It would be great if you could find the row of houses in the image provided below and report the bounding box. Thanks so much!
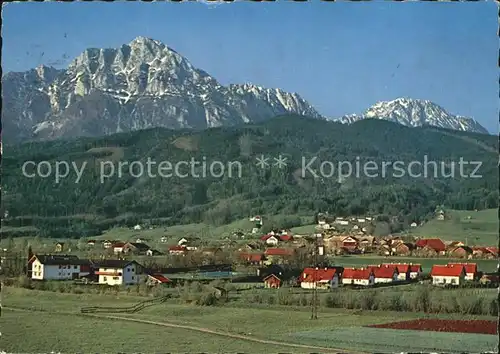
[28,254,169,286]
[264,261,489,289]
[322,235,498,259]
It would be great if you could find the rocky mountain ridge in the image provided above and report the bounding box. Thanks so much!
[2,37,322,143]
[336,98,489,134]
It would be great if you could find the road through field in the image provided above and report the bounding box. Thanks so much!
[4,307,362,353]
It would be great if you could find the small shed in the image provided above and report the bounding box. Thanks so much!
[263,274,282,288]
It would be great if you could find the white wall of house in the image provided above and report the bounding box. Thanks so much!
[374,277,394,284]
[31,259,86,280]
[342,278,373,286]
[464,273,474,281]
[266,237,279,246]
[98,264,140,286]
[432,275,462,286]
[409,271,420,279]
[396,272,411,281]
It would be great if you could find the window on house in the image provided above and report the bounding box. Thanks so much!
[127,268,130,272]
[74,266,77,269]
[451,278,456,284]
[103,276,107,281]
[113,277,119,280]
[59,265,62,269]
[132,276,135,280]
[131,268,135,272]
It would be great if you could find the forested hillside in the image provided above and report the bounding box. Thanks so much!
[2,116,498,238]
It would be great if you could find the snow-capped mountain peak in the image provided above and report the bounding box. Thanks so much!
[2,37,323,143]
[337,98,488,134]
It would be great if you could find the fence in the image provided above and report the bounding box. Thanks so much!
[80,295,170,314]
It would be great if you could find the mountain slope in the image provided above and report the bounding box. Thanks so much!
[2,116,497,238]
[2,37,323,144]
[336,98,489,134]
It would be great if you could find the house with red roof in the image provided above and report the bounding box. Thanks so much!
[381,263,422,280]
[473,247,498,259]
[342,267,375,286]
[447,263,478,281]
[238,252,265,265]
[168,245,187,256]
[146,274,171,286]
[263,274,282,288]
[261,234,293,246]
[430,264,465,286]
[415,238,446,256]
[264,248,295,265]
[112,242,126,254]
[261,235,279,246]
[447,246,473,259]
[299,267,340,289]
[367,265,399,283]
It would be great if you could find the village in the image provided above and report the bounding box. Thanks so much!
[13,213,498,292]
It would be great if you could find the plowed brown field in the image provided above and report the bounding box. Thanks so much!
[368,319,497,335]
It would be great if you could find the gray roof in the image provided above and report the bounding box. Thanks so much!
[34,254,91,266]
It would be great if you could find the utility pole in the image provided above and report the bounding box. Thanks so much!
[311,232,319,320]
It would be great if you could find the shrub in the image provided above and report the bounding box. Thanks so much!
[16,275,32,289]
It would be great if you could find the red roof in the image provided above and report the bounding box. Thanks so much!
[381,263,422,273]
[279,235,293,242]
[263,274,281,282]
[149,274,170,283]
[383,263,410,273]
[415,238,446,252]
[367,265,398,278]
[485,247,499,256]
[448,263,477,274]
[113,242,126,247]
[168,245,186,251]
[265,248,294,256]
[342,267,374,280]
[406,264,422,272]
[430,265,465,277]
[299,267,337,282]
[239,253,264,262]
[261,234,277,241]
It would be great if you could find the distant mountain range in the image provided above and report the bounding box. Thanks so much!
[335,98,489,134]
[1,36,489,144]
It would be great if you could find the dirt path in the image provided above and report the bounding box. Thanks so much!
[83,313,358,353]
[4,307,362,353]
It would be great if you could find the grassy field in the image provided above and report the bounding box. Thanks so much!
[2,287,497,353]
[3,311,311,353]
[409,208,498,246]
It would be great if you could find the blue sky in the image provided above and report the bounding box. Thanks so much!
[3,1,498,132]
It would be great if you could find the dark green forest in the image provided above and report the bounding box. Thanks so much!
[2,116,498,238]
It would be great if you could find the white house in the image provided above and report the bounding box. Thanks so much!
[299,268,340,289]
[430,265,465,286]
[381,263,422,280]
[133,224,142,230]
[369,265,399,283]
[161,236,168,243]
[447,263,477,281]
[113,242,125,254]
[265,236,279,246]
[29,254,91,281]
[342,268,375,286]
[94,260,143,286]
